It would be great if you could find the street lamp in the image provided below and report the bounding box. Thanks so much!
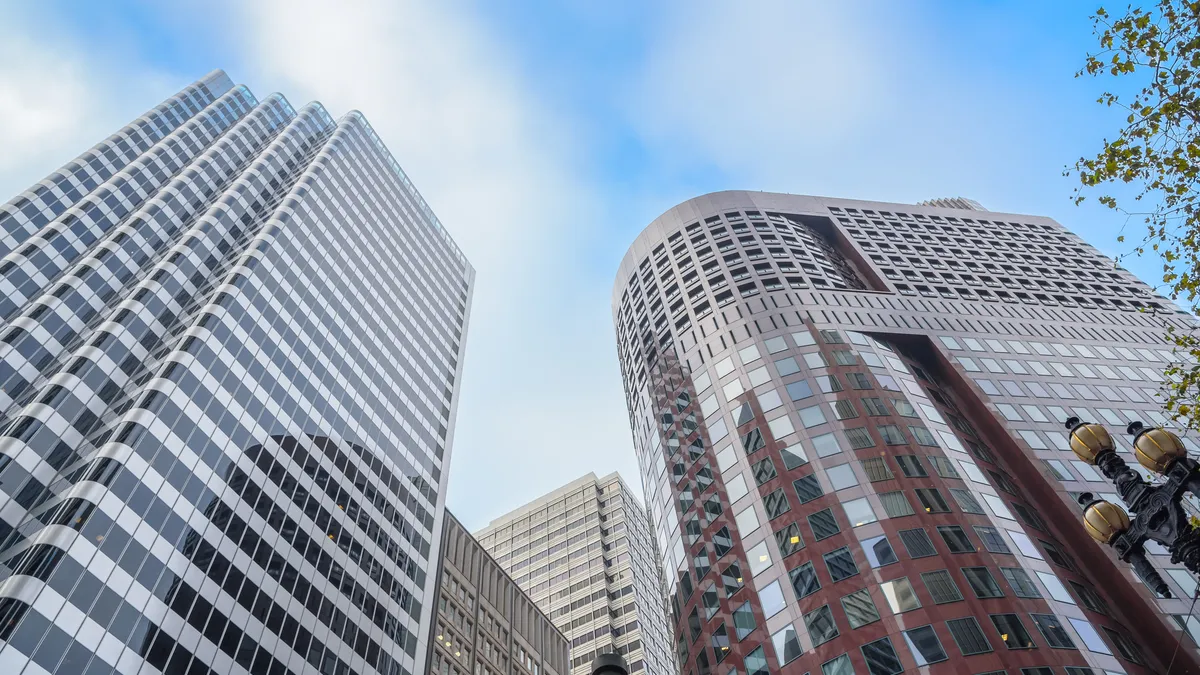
[1066,416,1200,597]
[590,654,630,675]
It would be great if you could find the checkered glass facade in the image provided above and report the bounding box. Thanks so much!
[0,70,473,675]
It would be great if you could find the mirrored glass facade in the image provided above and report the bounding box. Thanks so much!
[612,191,1197,675]
[0,69,473,675]
[474,473,676,675]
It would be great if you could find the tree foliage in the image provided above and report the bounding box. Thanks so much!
[1070,0,1200,426]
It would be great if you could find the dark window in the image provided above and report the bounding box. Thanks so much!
[764,489,790,519]
[808,509,840,540]
[946,617,992,655]
[793,475,823,503]
[823,547,859,582]
[938,526,975,553]
[990,614,1036,649]
[896,455,927,477]
[774,523,804,558]
[916,488,951,513]
[963,567,1004,598]
[860,637,903,675]
[789,562,821,599]
[921,570,963,604]
[1031,613,1075,649]
[899,528,937,558]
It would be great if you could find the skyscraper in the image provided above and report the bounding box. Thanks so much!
[0,70,473,675]
[612,191,1199,675]
[473,473,676,675]
[426,512,569,675]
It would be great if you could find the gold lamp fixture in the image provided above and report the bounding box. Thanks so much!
[1068,418,1114,464]
[1131,425,1187,473]
[1082,498,1130,544]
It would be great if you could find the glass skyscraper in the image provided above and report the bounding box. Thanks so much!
[613,192,1199,674]
[0,69,473,675]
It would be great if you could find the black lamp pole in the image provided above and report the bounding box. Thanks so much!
[1067,417,1200,597]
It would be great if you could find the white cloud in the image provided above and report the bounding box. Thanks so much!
[226,0,639,529]
[0,9,176,202]
[631,0,883,178]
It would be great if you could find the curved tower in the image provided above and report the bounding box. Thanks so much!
[612,191,1196,675]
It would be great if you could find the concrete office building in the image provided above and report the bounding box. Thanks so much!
[612,191,1199,675]
[0,70,473,675]
[474,473,676,675]
[426,512,568,675]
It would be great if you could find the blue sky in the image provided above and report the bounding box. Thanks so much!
[0,0,1160,531]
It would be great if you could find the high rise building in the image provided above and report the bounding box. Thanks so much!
[612,191,1200,675]
[0,70,473,675]
[474,473,676,675]
[426,512,569,675]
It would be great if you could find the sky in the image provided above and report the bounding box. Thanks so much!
[0,0,1161,531]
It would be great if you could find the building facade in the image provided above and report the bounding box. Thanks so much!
[612,191,1200,675]
[0,69,473,675]
[474,473,676,675]
[427,512,568,675]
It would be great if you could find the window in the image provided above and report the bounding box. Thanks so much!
[805,605,840,646]
[793,475,823,503]
[751,457,777,485]
[799,405,827,427]
[991,614,1036,649]
[780,443,808,469]
[1102,627,1144,663]
[843,498,878,527]
[950,489,985,514]
[962,567,1004,598]
[862,535,898,568]
[831,399,858,420]
[775,357,800,376]
[915,488,952,513]
[827,464,858,490]
[812,432,842,457]
[1070,618,1113,655]
[1031,613,1075,649]
[732,602,756,640]
[896,455,927,477]
[921,569,963,604]
[880,491,915,518]
[711,623,730,662]
[860,637,904,675]
[760,580,786,617]
[747,541,773,577]
[861,457,893,481]
[946,617,992,655]
[878,424,906,445]
[809,509,840,540]
[938,526,975,553]
[912,426,940,447]
[721,562,744,596]
[735,505,760,534]
[771,624,803,665]
[899,528,936,557]
[848,372,872,389]
[824,547,859,582]
[880,577,921,613]
[787,380,814,401]
[1038,539,1075,570]
[789,562,820,599]
[863,397,889,416]
[1069,581,1110,614]
[822,655,853,675]
[744,646,768,675]
[903,625,948,665]
[764,489,790,519]
[845,427,875,449]
[774,523,804,557]
[929,456,959,478]
[841,588,881,628]
[701,585,719,619]
[974,526,1011,554]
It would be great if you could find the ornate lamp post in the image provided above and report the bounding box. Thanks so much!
[1066,417,1200,597]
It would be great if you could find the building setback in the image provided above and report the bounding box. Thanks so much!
[611,191,1200,675]
[474,473,676,675]
[427,512,568,675]
[0,70,473,675]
